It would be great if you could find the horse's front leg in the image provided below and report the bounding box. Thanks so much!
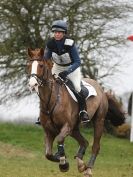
[45,131,59,162]
[56,122,71,172]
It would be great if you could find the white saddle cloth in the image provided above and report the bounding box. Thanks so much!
[65,80,97,102]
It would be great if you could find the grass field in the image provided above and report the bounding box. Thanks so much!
[0,122,133,177]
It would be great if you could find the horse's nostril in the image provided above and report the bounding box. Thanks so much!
[35,83,38,87]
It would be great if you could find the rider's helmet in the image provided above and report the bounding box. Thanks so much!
[51,20,67,33]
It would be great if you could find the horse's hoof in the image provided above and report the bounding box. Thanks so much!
[78,164,86,173]
[76,157,86,173]
[83,168,92,177]
[59,162,69,172]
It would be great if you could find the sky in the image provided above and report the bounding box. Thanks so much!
[100,7,133,96]
[102,41,133,95]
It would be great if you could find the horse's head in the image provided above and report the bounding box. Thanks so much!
[27,48,53,92]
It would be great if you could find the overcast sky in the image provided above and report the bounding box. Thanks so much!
[103,41,133,95]
[101,7,133,96]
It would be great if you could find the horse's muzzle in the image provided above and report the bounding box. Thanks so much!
[28,77,39,93]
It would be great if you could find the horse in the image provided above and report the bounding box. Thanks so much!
[27,48,125,177]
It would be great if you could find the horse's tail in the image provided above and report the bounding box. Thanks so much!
[105,93,126,126]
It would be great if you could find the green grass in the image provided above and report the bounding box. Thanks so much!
[0,122,133,177]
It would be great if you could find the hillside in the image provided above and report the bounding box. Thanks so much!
[0,123,133,177]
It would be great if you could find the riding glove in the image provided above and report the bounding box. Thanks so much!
[58,71,68,80]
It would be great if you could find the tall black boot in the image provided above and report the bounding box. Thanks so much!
[35,117,41,125]
[74,90,90,123]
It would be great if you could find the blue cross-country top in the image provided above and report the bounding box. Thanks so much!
[44,36,81,75]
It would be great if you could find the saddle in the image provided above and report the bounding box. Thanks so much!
[64,79,97,102]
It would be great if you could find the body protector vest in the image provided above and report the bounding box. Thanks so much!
[47,37,74,66]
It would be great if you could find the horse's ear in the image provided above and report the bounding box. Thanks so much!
[40,48,44,57]
[46,59,53,69]
[27,48,32,57]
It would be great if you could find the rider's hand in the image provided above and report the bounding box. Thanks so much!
[58,71,68,80]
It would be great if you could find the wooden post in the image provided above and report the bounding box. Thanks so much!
[130,92,133,142]
[126,36,133,142]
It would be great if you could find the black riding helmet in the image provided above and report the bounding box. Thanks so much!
[51,20,67,33]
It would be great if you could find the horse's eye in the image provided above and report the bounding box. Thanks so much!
[39,64,43,68]
[27,62,31,66]
[26,62,31,69]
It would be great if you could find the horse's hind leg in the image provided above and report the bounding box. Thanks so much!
[56,123,71,172]
[71,128,89,173]
[84,109,105,176]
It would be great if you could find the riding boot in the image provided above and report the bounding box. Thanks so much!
[74,90,90,123]
[35,117,41,125]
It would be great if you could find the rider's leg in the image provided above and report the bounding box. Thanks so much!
[52,64,89,123]
[35,117,41,125]
[67,68,90,123]
[74,90,90,123]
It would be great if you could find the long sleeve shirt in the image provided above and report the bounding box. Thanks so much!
[44,37,81,75]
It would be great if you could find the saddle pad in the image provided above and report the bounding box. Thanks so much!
[65,80,97,102]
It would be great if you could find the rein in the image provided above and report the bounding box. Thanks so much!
[38,78,61,134]
[29,73,49,86]
[38,79,60,116]
[29,60,61,133]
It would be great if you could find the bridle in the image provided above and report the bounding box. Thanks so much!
[28,58,60,132]
[28,59,52,87]
[28,58,55,107]
[29,73,50,87]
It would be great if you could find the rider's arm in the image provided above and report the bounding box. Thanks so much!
[44,46,52,60]
[67,44,81,74]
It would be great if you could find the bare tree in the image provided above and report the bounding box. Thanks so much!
[0,0,132,101]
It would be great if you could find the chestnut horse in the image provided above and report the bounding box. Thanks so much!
[27,48,125,177]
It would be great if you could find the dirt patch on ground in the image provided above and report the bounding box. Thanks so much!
[0,141,36,158]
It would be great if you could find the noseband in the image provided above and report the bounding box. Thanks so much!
[29,73,49,86]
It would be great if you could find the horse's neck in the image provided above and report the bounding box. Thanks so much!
[39,80,59,110]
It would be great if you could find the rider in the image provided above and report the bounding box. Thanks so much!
[36,20,89,124]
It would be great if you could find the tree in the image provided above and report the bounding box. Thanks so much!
[0,0,132,101]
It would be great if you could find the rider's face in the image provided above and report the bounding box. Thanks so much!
[54,31,65,40]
